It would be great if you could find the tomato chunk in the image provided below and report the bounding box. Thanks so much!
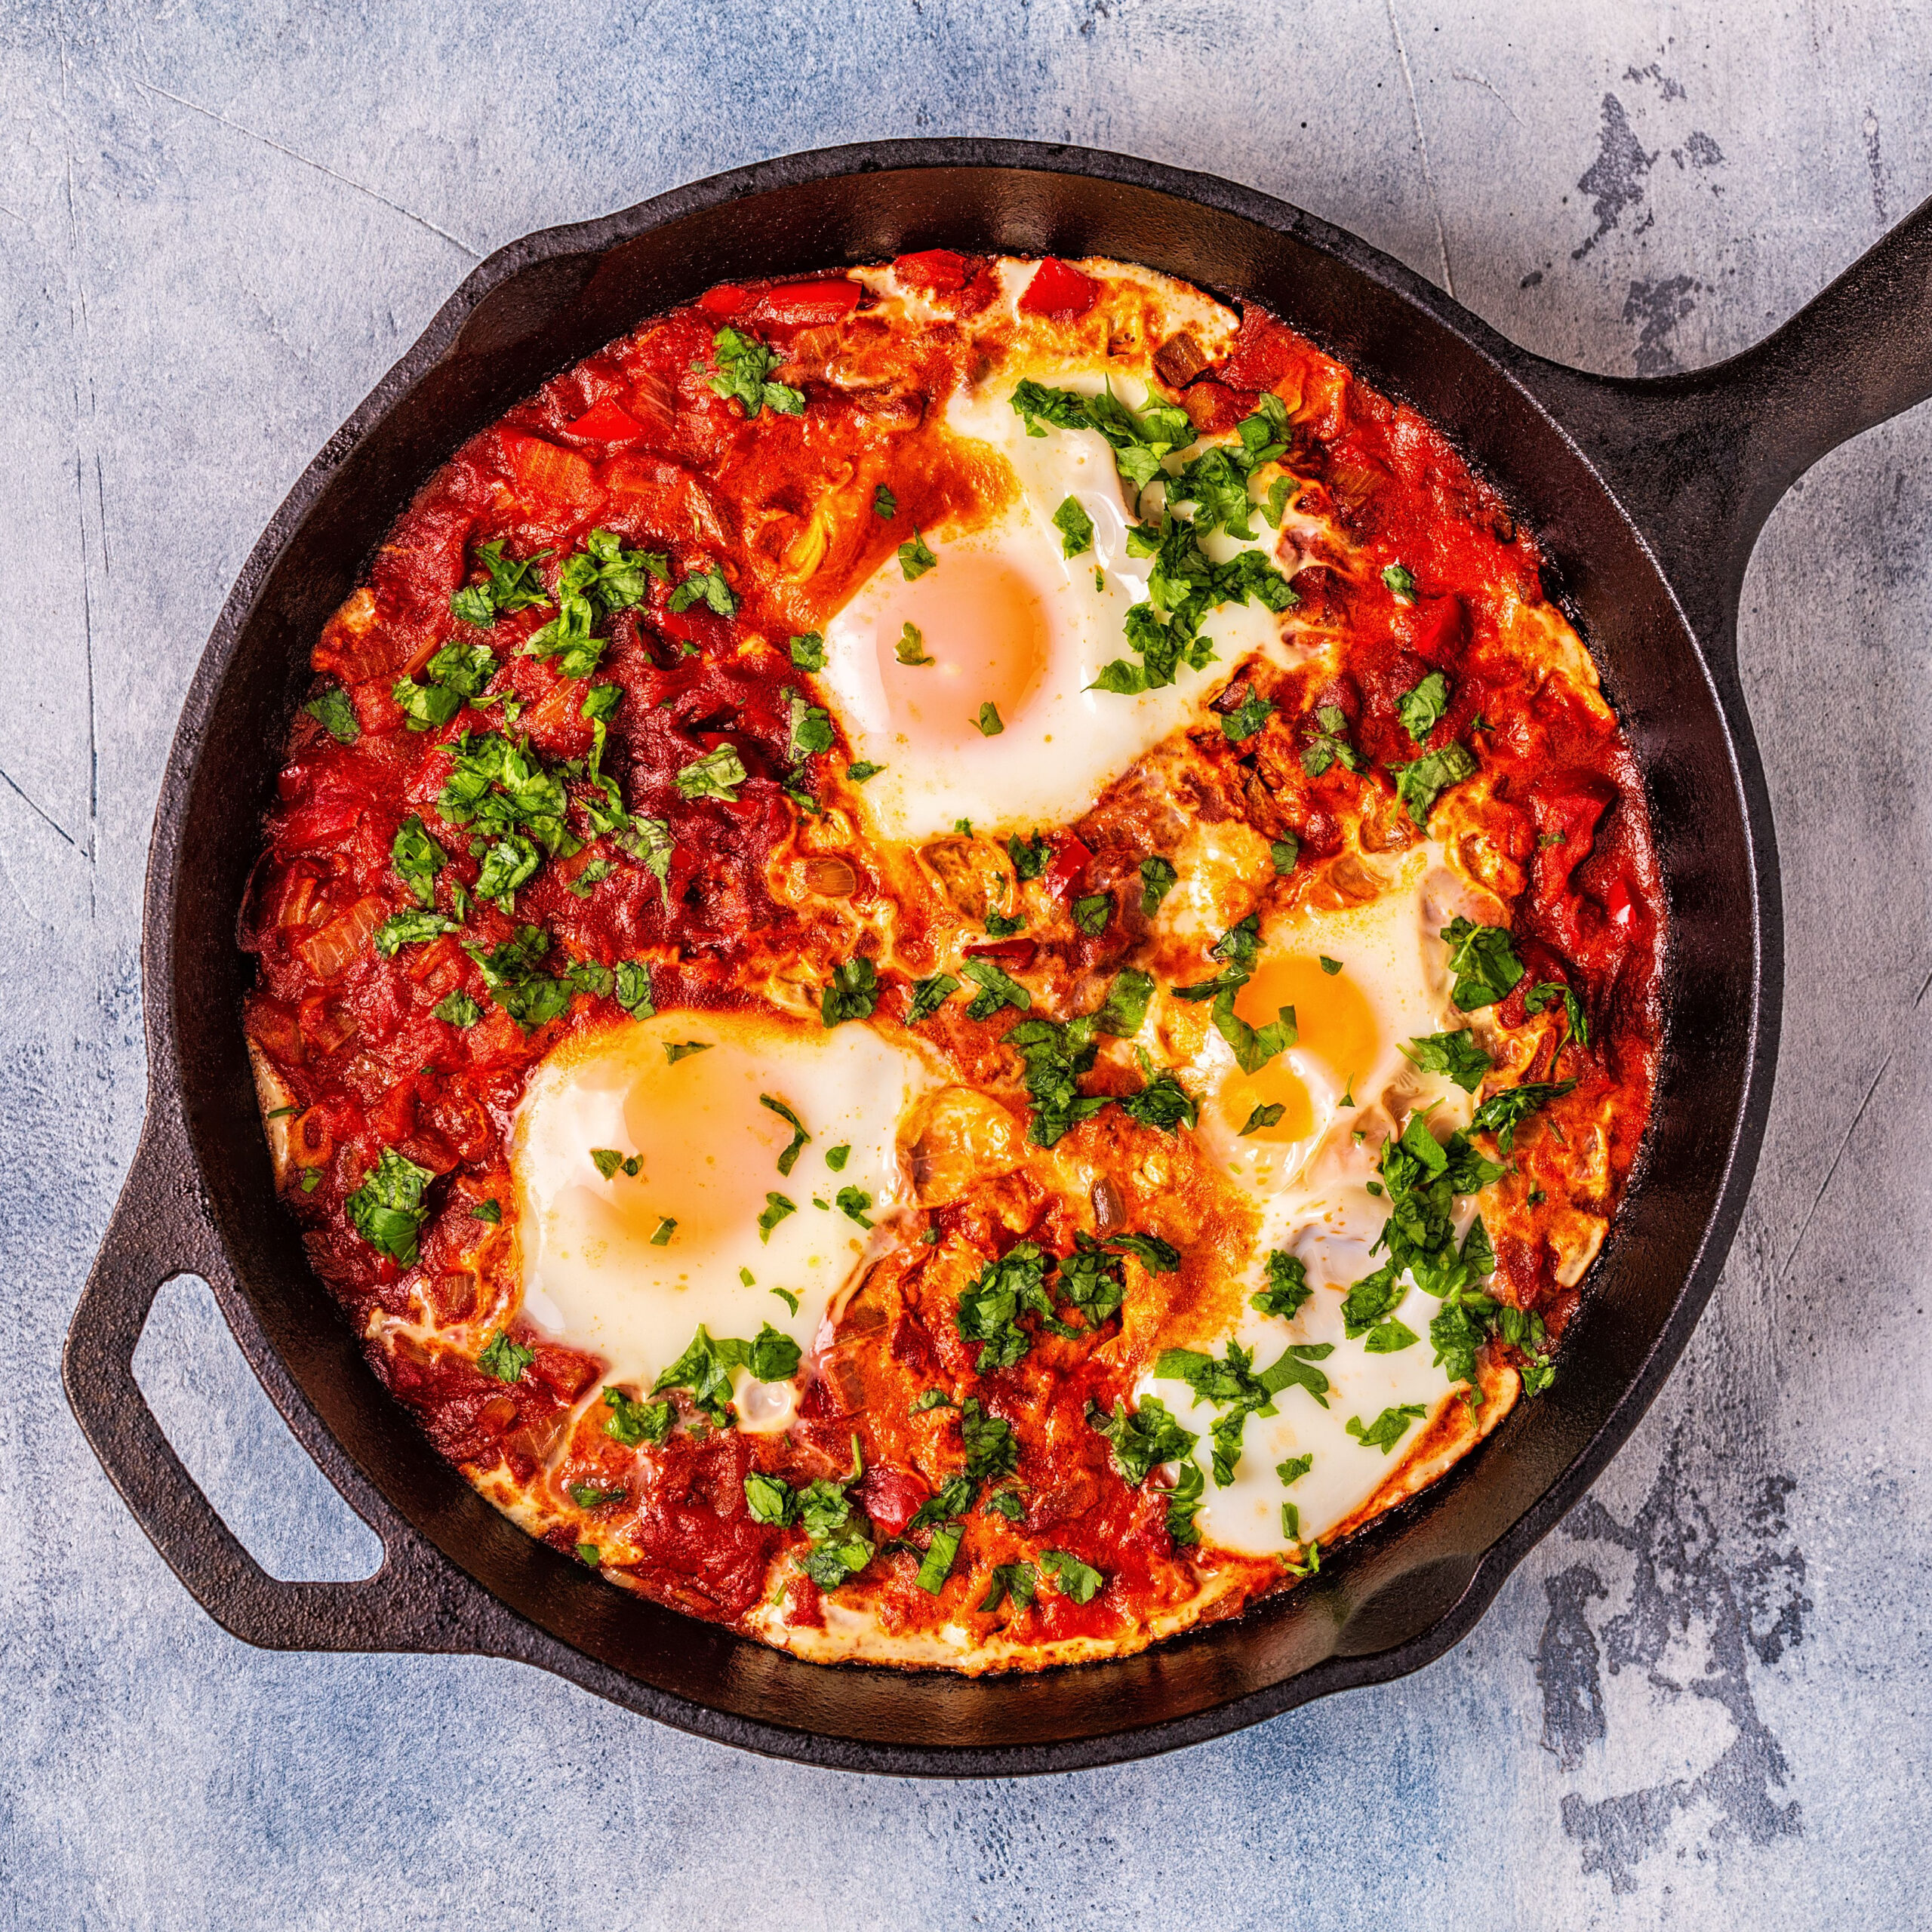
[752,279,863,329]
[1018,257,1098,315]
[565,398,646,443]
[857,1463,930,1540]
[894,248,971,292]
[499,429,601,517]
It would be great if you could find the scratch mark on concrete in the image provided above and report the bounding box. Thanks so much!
[1863,109,1889,226]
[1573,95,1657,260]
[133,79,481,259]
[1780,1048,1891,1275]
[0,768,82,851]
[1451,66,1521,127]
[1548,1429,1807,1894]
[1384,0,1454,300]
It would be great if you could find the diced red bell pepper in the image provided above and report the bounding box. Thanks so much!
[565,398,647,444]
[1018,257,1099,315]
[751,279,863,329]
[1604,876,1635,926]
[1039,833,1093,900]
[699,284,747,317]
[499,429,601,516]
[965,939,1037,971]
[894,248,971,292]
[856,1463,930,1540]
[1407,593,1466,664]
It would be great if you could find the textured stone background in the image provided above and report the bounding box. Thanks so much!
[4,3,1929,1924]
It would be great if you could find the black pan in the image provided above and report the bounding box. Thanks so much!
[63,140,1932,1776]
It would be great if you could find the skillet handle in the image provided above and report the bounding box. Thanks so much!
[1509,190,1932,651]
[63,1106,457,1653]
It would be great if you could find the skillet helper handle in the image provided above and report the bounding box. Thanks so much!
[1512,190,1932,646]
[63,1107,441,1654]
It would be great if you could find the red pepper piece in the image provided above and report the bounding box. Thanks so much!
[1018,257,1099,315]
[965,939,1036,971]
[564,398,646,444]
[1039,833,1093,900]
[856,1463,931,1540]
[894,248,972,291]
[751,279,863,329]
[699,283,747,317]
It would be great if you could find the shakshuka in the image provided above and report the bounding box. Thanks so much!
[242,252,1663,1671]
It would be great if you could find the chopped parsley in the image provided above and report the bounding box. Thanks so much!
[1072,892,1111,937]
[961,956,1031,1020]
[898,530,937,580]
[391,815,451,909]
[834,1185,875,1229]
[524,529,666,678]
[1094,967,1153,1038]
[664,1039,711,1063]
[757,1192,796,1243]
[1238,1102,1285,1134]
[820,955,880,1026]
[674,745,746,801]
[1219,688,1274,744]
[668,566,737,618]
[790,631,826,671]
[451,537,553,627]
[1440,917,1525,1009]
[847,761,884,783]
[1382,562,1417,602]
[470,1198,502,1225]
[614,959,655,1021]
[872,482,897,518]
[1396,670,1451,743]
[375,908,457,956]
[1251,1249,1312,1320]
[1138,854,1179,915]
[345,1147,434,1265]
[701,325,804,419]
[1052,495,1095,557]
[1469,1079,1577,1152]
[1526,979,1589,1048]
[1040,1550,1103,1604]
[477,1330,534,1383]
[1302,703,1364,777]
[1348,1403,1426,1454]
[905,972,959,1024]
[786,691,835,761]
[1401,1029,1493,1092]
[759,1094,811,1175]
[895,622,934,666]
[1319,955,1343,976]
[602,1386,673,1447]
[978,1562,1037,1613]
[1270,834,1300,875]
[651,1321,802,1423]
[1391,741,1478,825]
[569,1482,626,1509]
[304,686,360,743]
[974,701,1004,737]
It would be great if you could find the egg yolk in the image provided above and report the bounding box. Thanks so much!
[874,549,1050,749]
[1220,955,1380,1143]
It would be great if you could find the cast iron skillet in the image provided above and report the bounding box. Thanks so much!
[63,141,1932,1776]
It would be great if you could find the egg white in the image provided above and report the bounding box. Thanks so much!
[509,1011,935,1432]
[1136,847,1501,1556]
[820,370,1287,841]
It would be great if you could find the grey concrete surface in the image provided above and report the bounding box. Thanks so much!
[3,4,1928,1925]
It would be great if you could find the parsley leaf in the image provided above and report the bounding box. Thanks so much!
[702,325,804,418]
[1040,1550,1103,1604]
[1072,892,1111,936]
[345,1147,434,1265]
[1271,834,1300,875]
[1094,968,1153,1037]
[434,989,483,1027]
[1391,741,1478,825]
[846,760,883,783]
[974,700,1004,737]
[758,1192,796,1243]
[1348,1403,1426,1454]
[1239,1102,1285,1134]
[1302,703,1364,777]
[477,1330,534,1383]
[1006,1015,1106,1146]
[602,1386,673,1447]
[1401,1029,1493,1092]
[304,687,359,743]
[894,622,934,666]
[820,955,880,1026]
[374,908,457,957]
[898,530,937,580]
[614,959,655,1020]
[1139,854,1178,915]
[1382,562,1417,602]
[1526,979,1589,1048]
[1469,1079,1576,1152]
[960,956,1031,1020]
[905,972,959,1024]
[978,1562,1037,1613]
[1211,986,1297,1074]
[1220,689,1274,743]
[1440,917,1525,1009]
[1251,1249,1312,1320]
[789,631,826,671]
[452,538,553,626]
[759,1094,811,1175]
[1053,495,1095,557]
[834,1185,875,1229]
[1396,670,1451,743]
[668,565,738,617]
[675,745,747,801]
[1088,1395,1198,1484]
[872,483,897,518]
